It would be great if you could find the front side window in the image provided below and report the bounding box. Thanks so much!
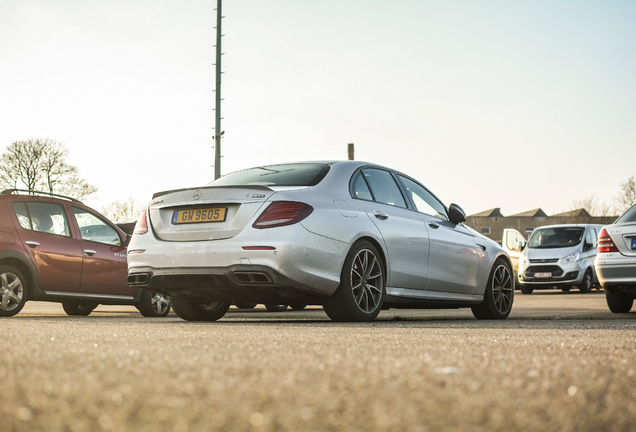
[72,207,121,246]
[12,201,70,237]
[398,175,448,220]
[355,169,407,208]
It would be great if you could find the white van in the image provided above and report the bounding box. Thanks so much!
[517,224,603,294]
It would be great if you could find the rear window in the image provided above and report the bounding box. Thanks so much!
[616,204,636,224]
[527,227,584,249]
[210,163,330,187]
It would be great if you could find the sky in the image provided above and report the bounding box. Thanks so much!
[1,0,635,217]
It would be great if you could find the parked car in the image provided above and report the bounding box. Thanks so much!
[517,224,603,294]
[0,189,171,317]
[595,204,636,313]
[127,161,514,322]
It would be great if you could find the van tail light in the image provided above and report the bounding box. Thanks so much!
[133,208,149,235]
[597,228,618,253]
[252,201,314,229]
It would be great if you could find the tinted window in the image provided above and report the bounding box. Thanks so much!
[12,202,70,237]
[358,169,406,208]
[211,163,330,187]
[398,175,448,220]
[352,173,373,201]
[72,207,121,246]
[616,204,636,223]
[527,227,584,249]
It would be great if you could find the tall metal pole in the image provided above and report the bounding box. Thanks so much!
[214,0,223,179]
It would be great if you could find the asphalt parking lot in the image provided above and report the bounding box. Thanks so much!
[2,290,635,432]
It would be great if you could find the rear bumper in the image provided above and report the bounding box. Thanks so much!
[127,264,330,303]
[595,255,636,289]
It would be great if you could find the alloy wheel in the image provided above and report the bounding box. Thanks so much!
[1,271,24,313]
[350,248,384,313]
[491,263,514,315]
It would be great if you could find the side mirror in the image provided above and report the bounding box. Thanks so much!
[448,203,466,224]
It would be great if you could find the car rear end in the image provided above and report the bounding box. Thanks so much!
[595,204,636,312]
[595,205,636,289]
[126,163,352,304]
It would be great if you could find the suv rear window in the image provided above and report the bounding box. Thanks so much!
[210,163,330,187]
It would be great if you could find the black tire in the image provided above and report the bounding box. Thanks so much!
[323,240,385,322]
[171,297,231,321]
[289,302,307,310]
[561,286,571,292]
[137,290,171,317]
[520,285,533,295]
[578,270,593,293]
[234,302,257,309]
[0,265,29,317]
[62,302,98,316]
[606,290,634,313]
[265,304,288,312]
[472,258,514,320]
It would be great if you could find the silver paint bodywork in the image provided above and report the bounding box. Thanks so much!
[127,161,509,306]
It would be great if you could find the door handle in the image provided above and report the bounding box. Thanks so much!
[428,222,440,229]
[25,241,40,248]
[373,211,389,220]
[84,249,97,256]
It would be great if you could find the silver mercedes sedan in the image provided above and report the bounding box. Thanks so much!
[127,161,514,322]
[595,203,636,313]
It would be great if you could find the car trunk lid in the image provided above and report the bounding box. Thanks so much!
[147,186,275,241]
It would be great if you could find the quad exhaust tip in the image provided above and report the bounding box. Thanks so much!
[233,272,272,284]
[127,273,150,286]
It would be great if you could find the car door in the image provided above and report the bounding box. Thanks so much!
[397,175,480,294]
[502,228,526,278]
[71,207,131,296]
[11,201,82,292]
[351,168,430,290]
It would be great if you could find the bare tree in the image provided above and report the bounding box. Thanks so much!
[0,138,96,200]
[569,195,613,217]
[616,176,636,213]
[101,197,145,222]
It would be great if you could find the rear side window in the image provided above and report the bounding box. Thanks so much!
[211,163,330,187]
[12,202,71,237]
[353,169,407,208]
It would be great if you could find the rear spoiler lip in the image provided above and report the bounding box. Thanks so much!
[152,185,274,200]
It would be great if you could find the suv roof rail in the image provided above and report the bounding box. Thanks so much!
[1,189,83,204]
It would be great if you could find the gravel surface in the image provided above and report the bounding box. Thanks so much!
[1,292,635,432]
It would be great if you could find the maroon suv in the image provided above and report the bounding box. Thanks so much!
[0,189,170,317]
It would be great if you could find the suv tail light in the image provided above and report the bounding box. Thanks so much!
[597,228,618,253]
[253,201,313,229]
[133,209,149,235]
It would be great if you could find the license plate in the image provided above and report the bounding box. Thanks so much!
[172,207,227,224]
[632,238,636,250]
[534,272,551,278]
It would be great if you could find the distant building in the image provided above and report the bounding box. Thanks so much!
[465,208,617,244]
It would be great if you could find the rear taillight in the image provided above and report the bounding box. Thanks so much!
[252,201,314,229]
[133,209,149,235]
[597,228,618,253]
